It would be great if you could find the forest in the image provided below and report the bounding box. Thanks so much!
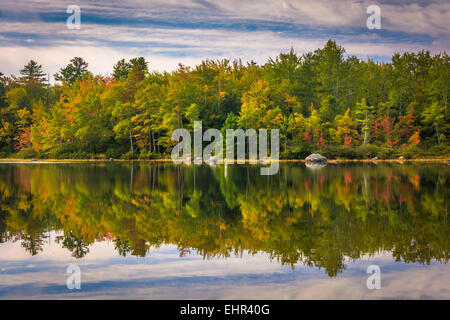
[0,40,448,160]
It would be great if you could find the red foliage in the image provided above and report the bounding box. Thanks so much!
[318,129,325,147]
[343,134,352,148]
[304,128,312,142]
[408,130,421,146]
[386,137,398,148]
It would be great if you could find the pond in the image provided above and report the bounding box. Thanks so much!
[0,162,448,299]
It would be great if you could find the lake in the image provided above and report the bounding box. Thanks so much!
[0,162,448,299]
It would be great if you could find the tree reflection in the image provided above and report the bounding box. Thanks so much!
[21,233,46,256]
[0,162,448,277]
[114,237,131,257]
[57,231,89,259]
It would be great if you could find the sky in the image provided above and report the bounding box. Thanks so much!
[1,236,449,299]
[0,0,449,81]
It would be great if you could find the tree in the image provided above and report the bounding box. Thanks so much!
[112,102,136,157]
[422,101,446,144]
[314,40,346,110]
[20,60,45,83]
[319,95,337,123]
[54,57,89,83]
[335,108,358,147]
[354,98,375,145]
[0,71,5,109]
[238,80,270,129]
[129,57,148,74]
[113,59,131,80]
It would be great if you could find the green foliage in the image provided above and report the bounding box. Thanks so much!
[0,43,448,159]
[54,57,89,83]
[20,60,46,83]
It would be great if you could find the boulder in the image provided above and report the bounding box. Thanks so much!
[398,156,405,160]
[305,153,327,164]
[305,162,326,170]
[207,156,218,166]
[370,157,378,161]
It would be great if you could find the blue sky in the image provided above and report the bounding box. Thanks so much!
[0,0,449,80]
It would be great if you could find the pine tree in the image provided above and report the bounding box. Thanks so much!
[20,60,45,83]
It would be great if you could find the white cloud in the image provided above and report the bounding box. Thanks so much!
[2,0,449,35]
[0,242,448,299]
[0,1,448,78]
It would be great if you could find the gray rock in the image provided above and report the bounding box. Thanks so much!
[305,162,326,170]
[398,156,405,160]
[305,153,327,164]
[371,157,378,161]
[207,156,218,166]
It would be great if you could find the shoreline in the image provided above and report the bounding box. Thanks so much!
[0,158,448,163]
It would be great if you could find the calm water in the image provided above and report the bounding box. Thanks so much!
[0,162,448,299]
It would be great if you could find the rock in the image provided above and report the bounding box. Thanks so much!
[31,159,37,162]
[305,162,326,170]
[370,157,378,161]
[207,156,218,166]
[208,156,217,163]
[398,156,405,160]
[109,158,113,161]
[305,153,327,164]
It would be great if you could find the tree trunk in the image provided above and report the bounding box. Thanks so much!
[363,112,369,145]
[129,131,134,158]
[436,124,440,144]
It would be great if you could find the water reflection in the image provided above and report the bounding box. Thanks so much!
[0,162,448,278]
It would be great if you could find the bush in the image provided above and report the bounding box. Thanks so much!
[425,143,450,157]
[286,144,313,159]
[121,151,136,160]
[139,149,151,160]
[355,144,378,159]
[105,146,128,159]
[15,147,36,159]
[70,150,91,159]
[376,147,395,159]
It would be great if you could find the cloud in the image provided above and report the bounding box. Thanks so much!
[2,0,448,35]
[0,241,448,299]
[0,0,448,77]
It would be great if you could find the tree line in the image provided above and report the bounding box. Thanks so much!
[0,40,448,159]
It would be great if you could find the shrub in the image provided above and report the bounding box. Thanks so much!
[355,144,378,159]
[15,147,36,159]
[139,149,151,160]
